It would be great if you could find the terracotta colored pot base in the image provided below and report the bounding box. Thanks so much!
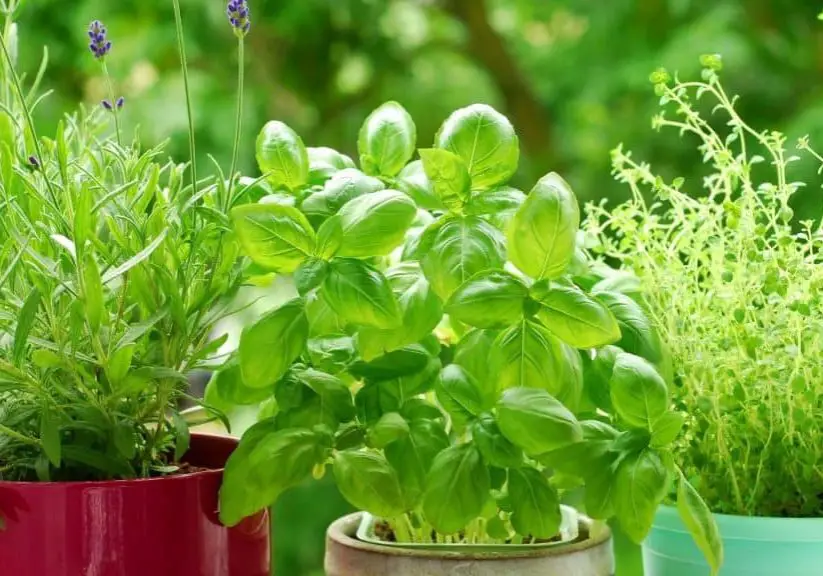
[325,512,615,576]
[0,433,270,576]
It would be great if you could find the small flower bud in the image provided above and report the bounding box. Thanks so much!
[28,155,40,169]
[116,96,125,109]
[102,99,113,111]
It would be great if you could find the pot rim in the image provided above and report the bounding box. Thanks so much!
[327,511,612,560]
[0,432,234,488]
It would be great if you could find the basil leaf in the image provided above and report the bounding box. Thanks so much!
[595,290,663,363]
[358,101,416,177]
[231,203,315,273]
[453,328,499,403]
[419,148,470,211]
[610,352,669,428]
[508,172,579,280]
[239,298,308,388]
[435,104,519,189]
[333,450,407,518]
[422,444,489,534]
[651,411,685,447]
[434,364,484,427]
[466,185,526,230]
[307,146,355,186]
[508,468,562,539]
[220,424,326,526]
[613,449,670,542]
[582,345,621,411]
[294,258,329,296]
[301,168,383,225]
[306,335,356,375]
[322,258,402,329]
[305,290,346,336]
[386,418,449,508]
[446,270,528,329]
[356,262,443,361]
[421,215,506,300]
[496,387,582,456]
[677,473,723,575]
[492,320,566,394]
[471,414,523,469]
[532,282,620,348]
[368,412,409,449]
[337,190,418,258]
[349,343,431,381]
[314,215,344,260]
[294,367,355,423]
[205,358,274,407]
[256,120,310,191]
[396,159,444,211]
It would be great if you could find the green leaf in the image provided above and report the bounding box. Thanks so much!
[172,411,191,461]
[496,387,582,456]
[349,343,431,381]
[532,282,620,348]
[582,345,621,411]
[419,148,471,210]
[256,120,310,191]
[594,291,663,364]
[40,406,61,467]
[106,343,135,385]
[231,203,315,273]
[322,258,402,329]
[435,104,519,189]
[358,101,416,177]
[471,414,523,469]
[386,418,449,508]
[355,262,443,361]
[301,168,383,224]
[585,461,617,519]
[83,255,104,333]
[492,320,566,394]
[613,449,670,542]
[508,172,579,280]
[314,216,344,260]
[651,411,686,447]
[13,288,40,365]
[610,353,669,428]
[336,190,417,258]
[677,473,723,575]
[307,146,355,186]
[368,412,409,449]
[239,298,308,388]
[205,359,274,408]
[113,422,136,460]
[294,258,329,296]
[31,349,62,369]
[307,335,356,375]
[421,216,506,300]
[434,364,484,427]
[333,450,407,518]
[445,270,528,329]
[540,420,618,478]
[466,185,526,230]
[423,444,490,534]
[396,160,444,211]
[453,329,499,404]
[508,468,562,539]
[295,367,355,423]
[220,423,327,526]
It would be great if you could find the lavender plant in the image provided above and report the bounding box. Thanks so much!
[586,56,823,532]
[0,2,253,481]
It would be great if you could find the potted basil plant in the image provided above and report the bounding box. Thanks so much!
[212,99,721,574]
[0,4,270,575]
[586,55,822,576]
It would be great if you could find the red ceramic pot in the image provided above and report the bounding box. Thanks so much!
[0,433,270,576]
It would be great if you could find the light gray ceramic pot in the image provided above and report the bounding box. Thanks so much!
[324,512,614,576]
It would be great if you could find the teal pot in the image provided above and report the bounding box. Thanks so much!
[325,512,615,576]
[643,505,823,575]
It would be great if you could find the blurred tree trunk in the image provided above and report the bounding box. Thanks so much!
[442,0,554,169]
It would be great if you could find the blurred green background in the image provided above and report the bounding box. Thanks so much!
[12,0,823,573]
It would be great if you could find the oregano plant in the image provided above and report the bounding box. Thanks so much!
[214,101,721,568]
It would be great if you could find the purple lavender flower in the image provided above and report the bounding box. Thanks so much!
[116,97,125,109]
[227,0,251,37]
[28,156,40,169]
[88,20,111,59]
[102,99,113,111]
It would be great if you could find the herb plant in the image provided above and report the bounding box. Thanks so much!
[586,56,823,529]
[215,100,720,566]
[0,2,251,481]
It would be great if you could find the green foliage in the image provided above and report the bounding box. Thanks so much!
[587,62,823,538]
[214,101,719,559]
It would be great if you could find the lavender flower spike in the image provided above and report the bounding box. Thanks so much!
[227,0,251,37]
[88,20,111,59]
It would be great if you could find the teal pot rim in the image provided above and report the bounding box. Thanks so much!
[654,504,823,542]
[357,505,579,551]
[327,511,612,560]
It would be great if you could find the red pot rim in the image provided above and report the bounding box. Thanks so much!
[0,432,236,488]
